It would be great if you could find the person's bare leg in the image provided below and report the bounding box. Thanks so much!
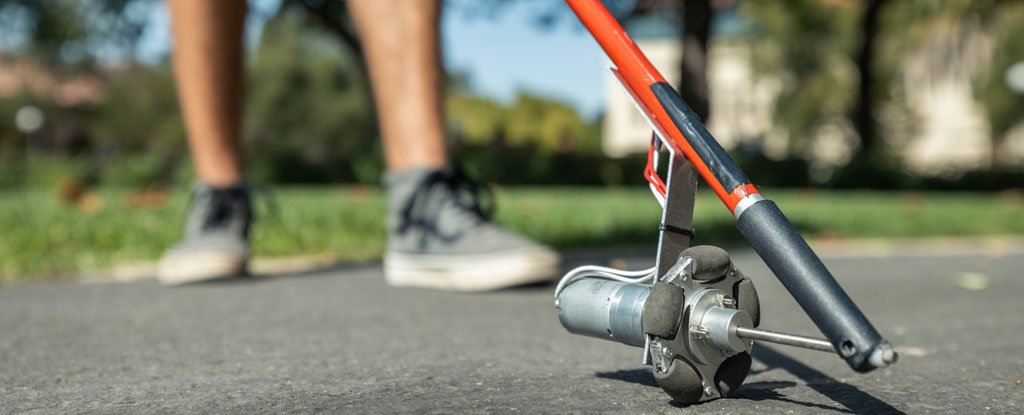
[168,0,247,186]
[160,0,250,286]
[349,0,559,291]
[349,0,448,172]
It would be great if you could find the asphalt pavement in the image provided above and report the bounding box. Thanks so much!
[2,246,1023,413]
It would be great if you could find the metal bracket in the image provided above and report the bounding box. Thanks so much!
[655,153,699,279]
[607,64,698,279]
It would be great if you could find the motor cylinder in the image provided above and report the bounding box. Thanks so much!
[556,279,650,347]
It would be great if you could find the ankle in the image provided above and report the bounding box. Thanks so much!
[196,180,250,192]
[196,172,245,188]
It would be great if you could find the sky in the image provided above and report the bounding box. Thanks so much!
[442,3,607,118]
[136,1,609,119]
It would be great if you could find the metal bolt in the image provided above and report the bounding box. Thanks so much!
[704,386,715,396]
[690,325,709,339]
[721,297,736,308]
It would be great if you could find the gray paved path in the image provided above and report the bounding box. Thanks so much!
[2,248,1023,413]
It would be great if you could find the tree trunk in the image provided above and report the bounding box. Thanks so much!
[285,0,377,134]
[290,0,364,62]
[678,0,712,121]
[853,0,887,160]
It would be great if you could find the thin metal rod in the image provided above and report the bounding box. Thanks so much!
[735,327,836,353]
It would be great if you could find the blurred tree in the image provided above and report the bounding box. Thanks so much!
[678,0,711,120]
[852,0,888,165]
[741,0,859,156]
[971,1,1024,167]
[453,0,713,120]
[92,65,180,153]
[0,0,607,185]
[447,81,601,154]
[0,0,153,66]
[243,3,376,183]
[447,93,506,146]
[739,0,1024,184]
[91,64,184,185]
[875,0,1024,168]
[505,92,601,153]
[286,0,363,63]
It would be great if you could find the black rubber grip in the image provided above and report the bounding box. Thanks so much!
[651,82,749,192]
[736,200,885,372]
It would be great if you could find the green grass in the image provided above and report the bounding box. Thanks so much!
[1,186,1021,281]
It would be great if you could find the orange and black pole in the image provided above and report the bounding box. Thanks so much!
[566,0,895,372]
[566,0,758,213]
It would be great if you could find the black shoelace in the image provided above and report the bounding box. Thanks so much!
[398,166,495,244]
[190,185,252,232]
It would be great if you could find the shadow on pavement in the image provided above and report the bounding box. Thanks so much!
[202,261,383,284]
[735,380,856,413]
[252,261,379,279]
[596,368,659,388]
[592,346,903,414]
[751,345,904,414]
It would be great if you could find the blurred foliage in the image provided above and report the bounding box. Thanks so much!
[504,93,602,152]
[454,145,647,186]
[447,94,505,146]
[449,91,602,153]
[3,186,1021,279]
[92,66,181,153]
[876,0,1024,165]
[243,5,376,184]
[0,0,1021,191]
[0,0,606,190]
[92,65,184,186]
[974,3,1024,144]
[741,0,859,156]
[0,0,153,65]
[740,0,1024,178]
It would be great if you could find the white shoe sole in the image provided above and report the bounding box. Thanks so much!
[384,247,560,292]
[157,251,248,286]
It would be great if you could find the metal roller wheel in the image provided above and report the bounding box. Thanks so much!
[645,246,761,404]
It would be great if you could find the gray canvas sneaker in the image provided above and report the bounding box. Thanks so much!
[383,166,560,291]
[157,182,252,285]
